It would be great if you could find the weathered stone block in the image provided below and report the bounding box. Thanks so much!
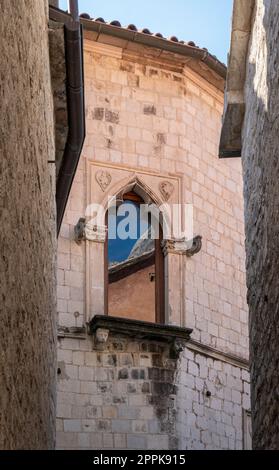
[111,419,131,433]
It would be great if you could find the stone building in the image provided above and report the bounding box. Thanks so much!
[0,1,84,449]
[0,0,56,449]
[220,0,279,450]
[56,11,251,450]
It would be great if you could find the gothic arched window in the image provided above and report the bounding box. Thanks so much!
[105,192,165,323]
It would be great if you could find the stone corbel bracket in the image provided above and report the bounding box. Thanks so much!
[95,328,110,344]
[185,235,202,257]
[74,217,86,244]
[170,339,185,360]
[74,217,107,244]
[162,235,202,257]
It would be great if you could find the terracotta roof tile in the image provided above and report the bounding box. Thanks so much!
[77,12,226,69]
[80,13,91,19]
[94,17,105,23]
[127,24,138,31]
[110,20,122,27]
[141,28,152,34]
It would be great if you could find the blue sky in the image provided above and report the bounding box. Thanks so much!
[59,0,233,64]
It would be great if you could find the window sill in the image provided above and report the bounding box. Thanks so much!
[89,315,192,344]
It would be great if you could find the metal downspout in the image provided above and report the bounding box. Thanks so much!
[56,0,85,235]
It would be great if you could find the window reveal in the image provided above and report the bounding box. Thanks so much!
[105,192,164,323]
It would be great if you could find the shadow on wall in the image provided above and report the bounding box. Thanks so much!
[243,0,279,450]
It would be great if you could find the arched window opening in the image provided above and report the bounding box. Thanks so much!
[105,191,165,323]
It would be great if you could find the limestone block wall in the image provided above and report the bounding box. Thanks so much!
[176,348,250,450]
[56,335,178,450]
[242,0,279,450]
[57,34,250,449]
[0,0,56,449]
[56,335,250,450]
[59,39,248,358]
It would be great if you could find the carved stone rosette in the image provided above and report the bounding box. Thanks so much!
[95,170,112,192]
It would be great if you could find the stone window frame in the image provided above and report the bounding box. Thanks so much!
[75,162,202,329]
[104,189,165,324]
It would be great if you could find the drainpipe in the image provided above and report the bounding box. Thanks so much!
[56,0,85,235]
[68,0,79,22]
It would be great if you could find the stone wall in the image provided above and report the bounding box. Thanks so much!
[48,20,68,176]
[0,0,56,449]
[108,266,156,322]
[57,335,250,450]
[57,34,250,449]
[57,334,179,449]
[242,0,279,450]
[59,40,248,357]
[176,348,250,449]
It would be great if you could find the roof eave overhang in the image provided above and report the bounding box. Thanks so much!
[83,20,226,79]
[219,0,255,158]
[49,6,226,81]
